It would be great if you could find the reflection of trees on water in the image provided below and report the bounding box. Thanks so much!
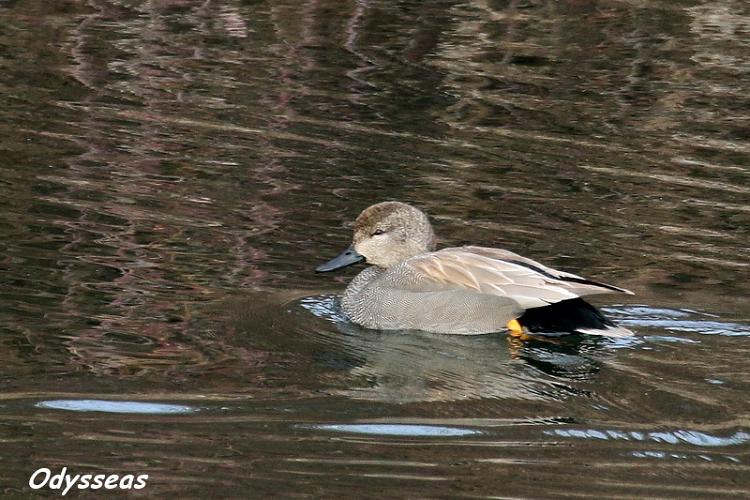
[46,3,276,375]
[0,0,747,378]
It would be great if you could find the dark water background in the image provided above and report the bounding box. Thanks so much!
[1,0,749,497]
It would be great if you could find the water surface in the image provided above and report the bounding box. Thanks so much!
[1,0,748,497]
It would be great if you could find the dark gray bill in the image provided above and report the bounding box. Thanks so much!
[315,247,365,272]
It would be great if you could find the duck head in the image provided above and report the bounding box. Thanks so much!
[316,201,436,272]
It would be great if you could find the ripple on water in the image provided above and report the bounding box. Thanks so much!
[545,427,749,447]
[603,305,750,337]
[35,399,197,414]
[630,451,742,463]
[301,423,483,437]
[299,294,345,323]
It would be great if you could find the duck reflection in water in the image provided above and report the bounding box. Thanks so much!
[298,295,626,404]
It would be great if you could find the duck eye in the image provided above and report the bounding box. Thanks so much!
[371,229,386,236]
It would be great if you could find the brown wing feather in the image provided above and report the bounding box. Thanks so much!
[402,247,631,310]
[460,246,632,294]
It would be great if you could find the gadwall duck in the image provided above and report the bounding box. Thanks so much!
[316,202,633,337]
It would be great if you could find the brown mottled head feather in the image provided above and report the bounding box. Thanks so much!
[353,201,407,232]
[348,202,435,268]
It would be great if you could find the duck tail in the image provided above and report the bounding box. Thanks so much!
[518,298,632,338]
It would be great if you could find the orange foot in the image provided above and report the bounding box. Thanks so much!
[506,319,531,340]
